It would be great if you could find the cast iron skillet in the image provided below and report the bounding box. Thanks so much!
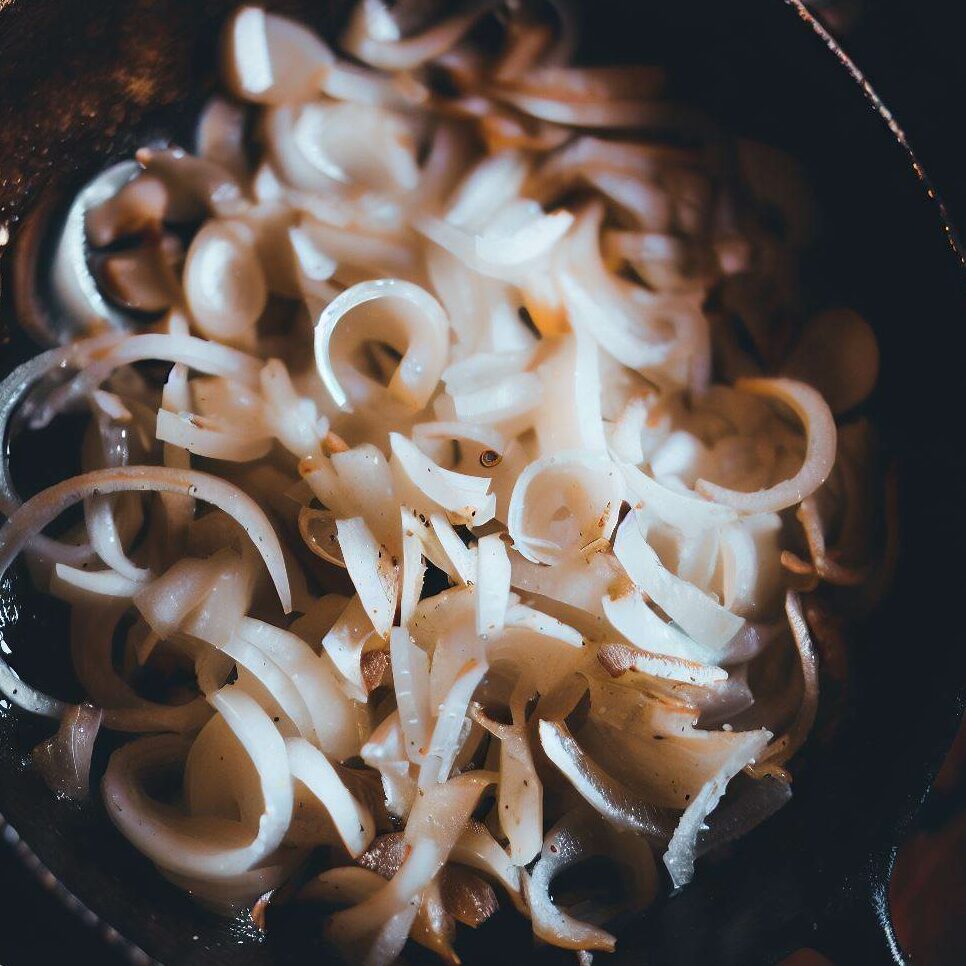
[1,1,964,963]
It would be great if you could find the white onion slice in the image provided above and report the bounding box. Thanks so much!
[390,628,433,765]
[342,0,501,70]
[361,712,417,819]
[390,433,494,526]
[103,688,294,880]
[508,452,622,565]
[523,816,618,953]
[325,771,496,964]
[237,617,368,760]
[663,727,770,889]
[696,378,837,513]
[156,409,273,462]
[315,279,449,413]
[475,534,511,636]
[538,720,674,838]
[319,595,378,704]
[623,463,736,533]
[613,513,743,651]
[0,467,290,714]
[337,517,398,638]
[223,6,334,105]
[419,659,487,788]
[472,701,543,864]
[50,563,142,602]
[286,737,375,857]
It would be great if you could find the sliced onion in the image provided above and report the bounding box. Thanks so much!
[534,331,607,456]
[287,737,375,856]
[601,588,720,665]
[522,813,617,952]
[390,432,494,526]
[238,617,367,761]
[696,378,837,514]
[663,726,770,889]
[50,563,142,602]
[450,821,525,913]
[613,512,744,651]
[419,659,487,788]
[472,701,543,864]
[622,463,736,533]
[342,0,501,71]
[475,534,511,636]
[103,688,294,880]
[539,719,675,839]
[361,711,417,819]
[390,627,433,765]
[596,642,727,687]
[320,595,377,703]
[156,409,273,462]
[508,452,622,565]
[754,591,819,770]
[337,517,398,638]
[324,771,496,964]
[696,774,791,859]
[32,703,103,800]
[316,279,449,413]
[223,6,334,105]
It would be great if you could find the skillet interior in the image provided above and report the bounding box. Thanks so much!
[1,1,964,963]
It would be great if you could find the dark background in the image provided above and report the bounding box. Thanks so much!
[0,1,964,964]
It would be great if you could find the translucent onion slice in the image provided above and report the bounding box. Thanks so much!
[523,815,618,952]
[534,331,607,456]
[184,220,268,344]
[320,595,377,703]
[419,659,488,788]
[663,726,770,889]
[601,587,721,665]
[325,771,496,964]
[472,701,543,864]
[342,0,502,71]
[754,591,819,770]
[538,719,675,838]
[315,279,449,413]
[361,711,417,819]
[400,508,427,628]
[613,513,743,651]
[223,6,334,105]
[390,433,495,526]
[237,617,368,761]
[430,514,477,586]
[286,737,375,857]
[390,628,433,765]
[696,378,837,514]
[50,563,142,602]
[69,608,209,734]
[32,703,104,800]
[509,548,620,618]
[337,517,398,638]
[221,636,316,738]
[451,821,525,913]
[508,452,622,565]
[102,688,294,880]
[622,463,736,533]
[156,409,273,462]
[596,642,727,687]
[0,467,290,714]
[299,507,345,569]
[475,534,511,636]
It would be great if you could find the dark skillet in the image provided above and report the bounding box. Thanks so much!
[1,1,964,964]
